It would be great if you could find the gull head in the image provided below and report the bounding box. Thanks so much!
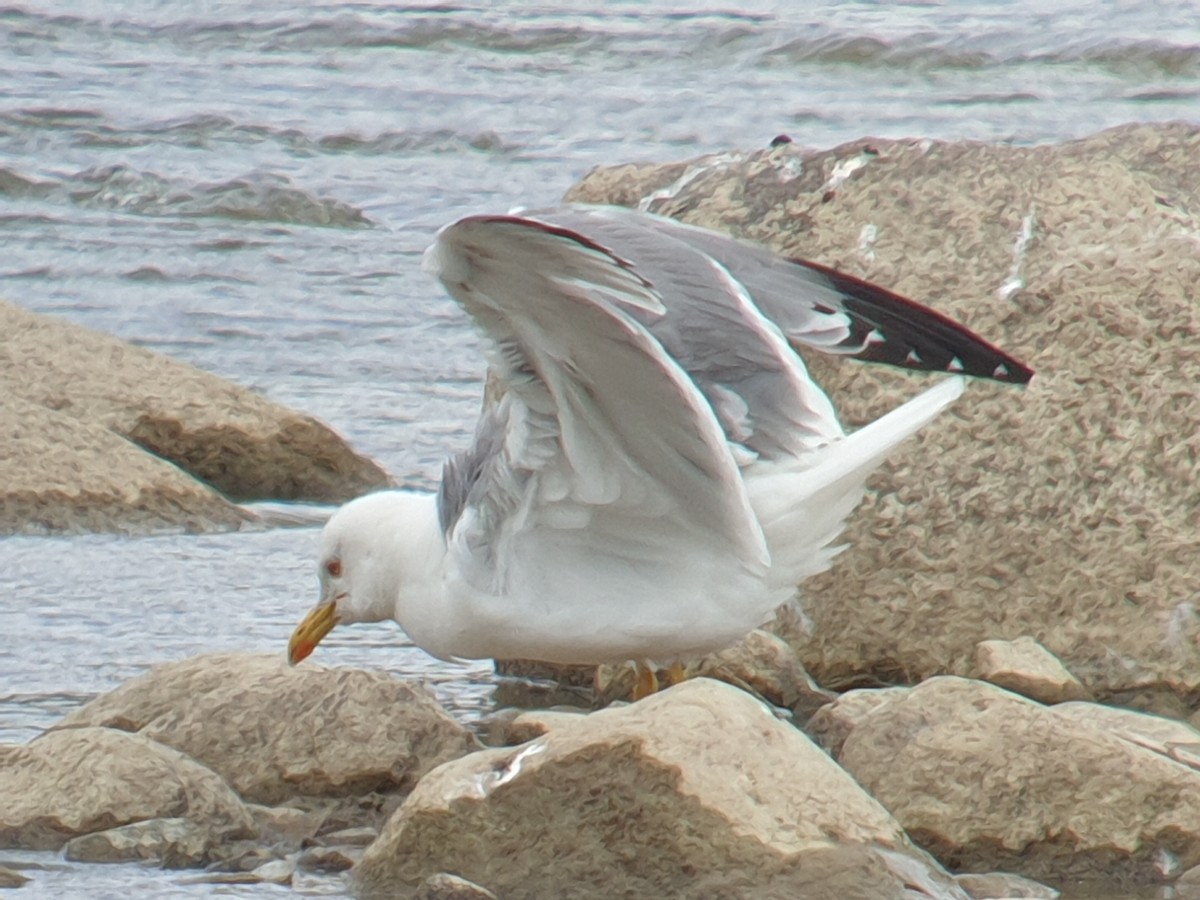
[287,490,438,665]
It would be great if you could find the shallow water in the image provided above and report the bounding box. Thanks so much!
[2,1,1198,896]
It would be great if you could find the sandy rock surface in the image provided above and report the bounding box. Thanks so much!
[54,652,481,804]
[1,298,390,534]
[0,727,254,852]
[1,394,253,534]
[832,677,1200,883]
[357,678,967,900]
[973,636,1091,704]
[567,122,1200,704]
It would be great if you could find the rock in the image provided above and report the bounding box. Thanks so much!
[0,865,30,888]
[479,707,587,747]
[64,817,209,867]
[299,844,361,872]
[567,123,1200,706]
[805,686,910,756]
[0,299,390,534]
[414,873,499,900]
[251,857,297,885]
[312,825,379,846]
[595,629,835,718]
[0,727,253,852]
[833,676,1200,884]
[491,659,596,710]
[1051,701,1200,767]
[1,395,252,535]
[955,871,1060,899]
[246,803,326,848]
[356,678,968,900]
[973,637,1090,704]
[55,652,481,804]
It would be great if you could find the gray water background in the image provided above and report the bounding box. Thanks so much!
[1,1,1198,896]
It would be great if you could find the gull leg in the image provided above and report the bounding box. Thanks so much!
[665,660,687,687]
[633,660,659,701]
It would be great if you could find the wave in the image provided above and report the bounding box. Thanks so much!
[5,4,1198,77]
[0,108,514,159]
[0,163,370,227]
[762,32,1200,76]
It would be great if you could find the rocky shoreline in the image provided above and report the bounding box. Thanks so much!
[3,122,1199,897]
[6,641,1200,898]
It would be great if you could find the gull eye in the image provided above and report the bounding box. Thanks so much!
[326,559,343,578]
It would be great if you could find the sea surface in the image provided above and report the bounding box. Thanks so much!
[1,1,1197,896]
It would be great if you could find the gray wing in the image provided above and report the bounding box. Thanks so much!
[425,214,769,596]
[522,204,1031,456]
[519,205,845,462]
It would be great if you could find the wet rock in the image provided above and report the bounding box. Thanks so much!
[299,844,361,872]
[0,727,253,852]
[251,856,297,885]
[64,817,209,867]
[567,122,1200,708]
[478,707,587,747]
[973,636,1090,704]
[414,873,499,900]
[0,298,390,534]
[832,676,1200,884]
[55,652,481,804]
[246,803,325,848]
[0,865,30,888]
[956,870,1060,899]
[356,678,968,900]
[311,825,378,846]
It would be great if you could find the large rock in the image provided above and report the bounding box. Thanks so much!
[0,727,254,852]
[356,678,968,900]
[54,652,481,804]
[1,394,252,534]
[566,122,1200,705]
[0,299,390,534]
[828,677,1200,885]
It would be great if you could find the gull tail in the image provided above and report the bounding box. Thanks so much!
[746,376,966,593]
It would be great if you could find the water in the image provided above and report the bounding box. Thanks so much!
[1,1,1197,896]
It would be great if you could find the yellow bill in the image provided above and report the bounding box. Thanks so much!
[287,601,339,665]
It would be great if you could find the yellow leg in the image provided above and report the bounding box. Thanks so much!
[632,660,659,701]
[665,660,687,687]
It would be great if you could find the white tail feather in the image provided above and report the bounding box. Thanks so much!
[747,376,966,592]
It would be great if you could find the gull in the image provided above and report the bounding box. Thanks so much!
[287,205,1031,689]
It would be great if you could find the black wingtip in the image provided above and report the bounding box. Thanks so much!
[795,259,1034,385]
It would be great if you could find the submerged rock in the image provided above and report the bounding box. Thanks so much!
[0,298,390,534]
[54,652,481,805]
[356,678,967,900]
[0,727,253,853]
[64,817,210,867]
[567,122,1200,707]
[0,865,31,888]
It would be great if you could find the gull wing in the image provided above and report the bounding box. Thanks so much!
[519,205,846,463]
[538,204,1034,384]
[425,214,770,599]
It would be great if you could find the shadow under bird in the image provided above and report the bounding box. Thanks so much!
[287,204,1032,685]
